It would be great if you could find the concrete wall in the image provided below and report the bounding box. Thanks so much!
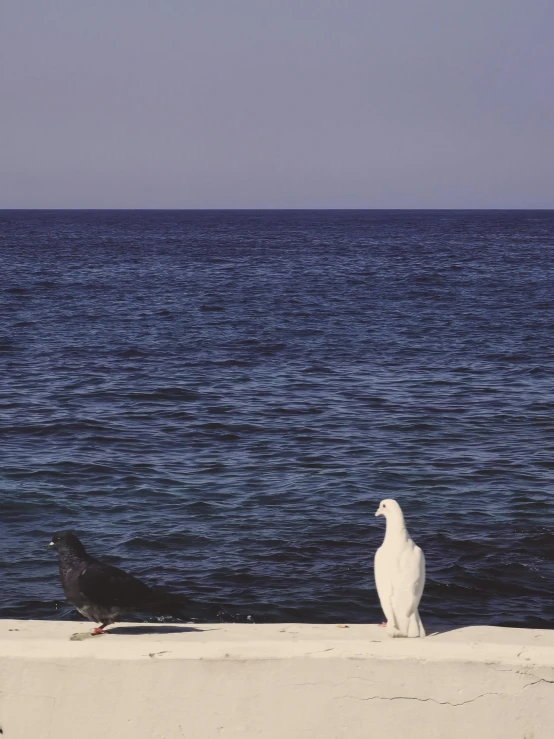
[1,620,553,739]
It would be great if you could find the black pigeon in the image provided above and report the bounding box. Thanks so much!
[50,531,191,635]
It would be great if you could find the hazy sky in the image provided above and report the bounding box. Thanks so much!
[2,0,553,208]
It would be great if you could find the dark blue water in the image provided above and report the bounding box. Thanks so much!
[1,210,554,629]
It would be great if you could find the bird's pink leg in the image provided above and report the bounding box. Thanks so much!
[378,622,387,627]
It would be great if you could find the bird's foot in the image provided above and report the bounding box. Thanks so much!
[378,622,387,627]
[69,625,110,641]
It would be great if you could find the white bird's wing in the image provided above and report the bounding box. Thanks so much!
[374,545,394,617]
[397,541,425,617]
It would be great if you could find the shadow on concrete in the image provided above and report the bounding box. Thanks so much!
[107,624,211,635]
[424,626,466,638]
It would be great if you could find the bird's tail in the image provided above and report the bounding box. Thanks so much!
[406,610,425,638]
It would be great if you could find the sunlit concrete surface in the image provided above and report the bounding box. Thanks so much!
[0,620,553,738]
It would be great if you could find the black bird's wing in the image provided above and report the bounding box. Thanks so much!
[77,560,154,609]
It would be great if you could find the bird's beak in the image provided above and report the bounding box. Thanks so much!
[48,541,54,548]
[375,507,383,517]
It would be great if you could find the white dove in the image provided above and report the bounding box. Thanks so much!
[374,498,426,638]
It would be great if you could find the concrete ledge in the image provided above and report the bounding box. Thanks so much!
[1,621,553,738]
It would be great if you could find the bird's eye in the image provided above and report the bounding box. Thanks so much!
[383,504,386,508]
